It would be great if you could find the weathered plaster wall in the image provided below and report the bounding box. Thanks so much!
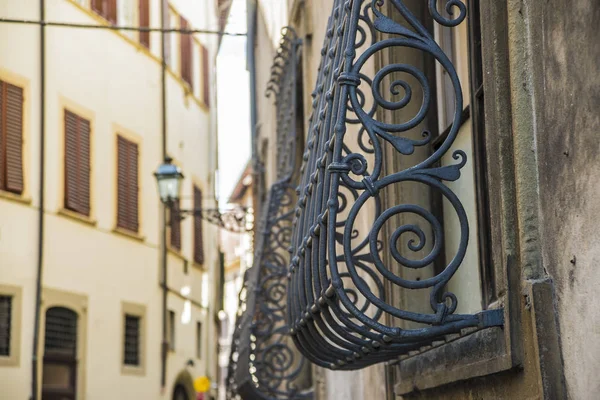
[536,1,600,398]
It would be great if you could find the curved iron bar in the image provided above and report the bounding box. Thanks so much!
[287,0,503,370]
[227,27,313,400]
[176,206,252,233]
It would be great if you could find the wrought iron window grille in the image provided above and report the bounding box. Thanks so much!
[286,0,504,370]
[166,202,252,233]
[227,28,313,400]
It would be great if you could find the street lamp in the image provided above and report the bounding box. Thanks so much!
[154,157,184,205]
[154,158,252,233]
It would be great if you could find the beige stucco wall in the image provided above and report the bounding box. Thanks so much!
[0,0,221,399]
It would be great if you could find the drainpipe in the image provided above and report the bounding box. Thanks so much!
[247,0,259,220]
[31,0,46,399]
[160,0,169,392]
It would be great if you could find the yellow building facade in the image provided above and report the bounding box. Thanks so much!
[0,1,225,399]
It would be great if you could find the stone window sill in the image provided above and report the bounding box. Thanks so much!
[0,190,32,205]
[113,227,145,242]
[394,325,513,396]
[58,208,97,227]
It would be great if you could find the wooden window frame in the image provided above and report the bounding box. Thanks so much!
[0,284,22,367]
[121,302,146,376]
[428,0,494,309]
[116,135,140,234]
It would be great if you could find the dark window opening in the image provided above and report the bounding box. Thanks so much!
[42,307,78,400]
[168,310,175,351]
[467,0,495,306]
[124,314,141,366]
[0,295,12,356]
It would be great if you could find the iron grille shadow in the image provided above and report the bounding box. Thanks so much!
[227,28,314,400]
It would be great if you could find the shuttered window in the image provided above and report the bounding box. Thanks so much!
[201,44,210,107]
[117,136,139,233]
[43,307,77,399]
[0,81,24,194]
[123,314,140,366]
[180,16,193,88]
[170,199,182,251]
[0,296,11,356]
[64,110,91,217]
[139,0,150,49]
[193,186,204,264]
[92,0,117,24]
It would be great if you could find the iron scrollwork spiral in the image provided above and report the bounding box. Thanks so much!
[226,28,313,399]
[287,0,503,370]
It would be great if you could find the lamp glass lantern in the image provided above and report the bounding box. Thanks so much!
[154,158,184,204]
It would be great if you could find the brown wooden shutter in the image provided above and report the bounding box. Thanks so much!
[117,136,139,232]
[201,45,210,107]
[64,111,79,213]
[128,141,139,232]
[92,0,117,23]
[4,83,24,194]
[180,17,193,87]
[0,82,4,190]
[170,199,181,251]
[107,0,117,24]
[91,0,103,15]
[78,117,91,216]
[117,137,128,229]
[193,186,204,264]
[64,110,91,216]
[139,0,150,49]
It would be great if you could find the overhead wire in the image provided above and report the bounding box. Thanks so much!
[0,17,247,36]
